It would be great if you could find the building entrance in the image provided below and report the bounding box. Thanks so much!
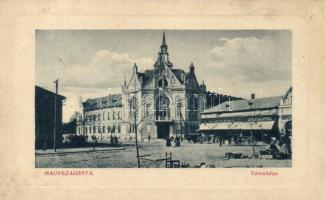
[157,123,170,139]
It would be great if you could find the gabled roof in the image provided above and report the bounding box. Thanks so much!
[284,86,292,99]
[171,69,186,83]
[203,96,282,114]
[83,94,123,111]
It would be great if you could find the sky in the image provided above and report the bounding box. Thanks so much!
[35,30,292,122]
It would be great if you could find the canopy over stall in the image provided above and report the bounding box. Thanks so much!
[199,121,275,131]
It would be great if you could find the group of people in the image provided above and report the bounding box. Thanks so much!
[87,134,119,145]
[166,136,181,147]
[109,135,119,145]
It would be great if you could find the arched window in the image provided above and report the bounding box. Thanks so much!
[156,95,170,120]
[158,78,168,87]
[193,95,198,111]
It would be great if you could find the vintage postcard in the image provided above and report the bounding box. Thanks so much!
[0,0,324,200]
[35,30,292,169]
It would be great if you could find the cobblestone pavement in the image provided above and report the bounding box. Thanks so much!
[35,141,291,168]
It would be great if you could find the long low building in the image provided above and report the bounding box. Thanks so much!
[198,87,292,141]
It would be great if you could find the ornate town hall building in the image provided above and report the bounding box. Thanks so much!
[77,33,207,141]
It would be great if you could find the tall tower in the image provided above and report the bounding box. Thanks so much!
[157,32,173,68]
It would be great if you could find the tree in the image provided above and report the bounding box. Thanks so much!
[120,76,154,168]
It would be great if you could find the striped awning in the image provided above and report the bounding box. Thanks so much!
[199,121,275,131]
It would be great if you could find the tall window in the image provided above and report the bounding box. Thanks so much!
[193,95,198,111]
[118,111,121,119]
[103,126,105,133]
[145,103,150,117]
[107,111,110,120]
[93,126,96,133]
[156,95,170,120]
[158,78,168,87]
[129,124,135,133]
[176,97,183,117]
[118,124,121,133]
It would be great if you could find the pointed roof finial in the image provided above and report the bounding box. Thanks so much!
[123,72,127,85]
[133,62,138,72]
[162,31,166,46]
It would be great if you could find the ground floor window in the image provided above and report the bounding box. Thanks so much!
[118,124,121,133]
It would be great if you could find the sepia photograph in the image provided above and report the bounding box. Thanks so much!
[35,30,292,168]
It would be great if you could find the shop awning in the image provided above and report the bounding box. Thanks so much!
[199,121,275,131]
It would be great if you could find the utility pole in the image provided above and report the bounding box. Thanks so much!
[53,79,59,152]
[179,99,183,142]
[248,96,256,159]
[133,95,141,168]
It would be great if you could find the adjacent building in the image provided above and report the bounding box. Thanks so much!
[199,87,292,140]
[77,94,125,142]
[35,86,66,149]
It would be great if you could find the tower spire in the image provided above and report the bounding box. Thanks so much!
[162,31,166,46]
[160,32,168,53]
[155,32,173,68]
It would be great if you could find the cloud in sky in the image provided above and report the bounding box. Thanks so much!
[37,49,154,122]
[61,49,154,89]
[200,36,291,98]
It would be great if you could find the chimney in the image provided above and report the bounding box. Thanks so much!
[189,62,195,73]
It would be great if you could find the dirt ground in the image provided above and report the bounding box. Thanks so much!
[35,141,291,168]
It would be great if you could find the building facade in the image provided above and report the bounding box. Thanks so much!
[76,94,126,142]
[199,87,292,141]
[77,33,207,141]
[35,86,66,149]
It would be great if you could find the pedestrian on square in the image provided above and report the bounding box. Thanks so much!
[175,136,181,147]
[110,134,113,145]
[148,134,151,142]
[166,137,171,147]
[113,135,118,145]
[170,136,174,143]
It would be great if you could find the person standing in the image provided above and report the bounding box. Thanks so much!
[110,134,113,145]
